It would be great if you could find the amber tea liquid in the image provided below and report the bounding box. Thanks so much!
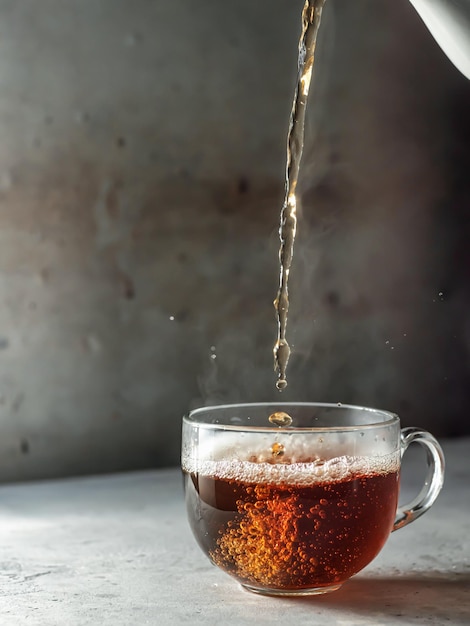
[184,455,399,591]
[273,0,326,390]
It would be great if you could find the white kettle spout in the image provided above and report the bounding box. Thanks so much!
[409,0,470,78]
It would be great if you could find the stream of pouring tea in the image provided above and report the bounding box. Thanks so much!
[273,0,326,391]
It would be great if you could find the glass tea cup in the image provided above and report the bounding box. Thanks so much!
[182,402,444,596]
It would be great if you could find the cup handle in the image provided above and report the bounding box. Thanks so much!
[392,427,445,532]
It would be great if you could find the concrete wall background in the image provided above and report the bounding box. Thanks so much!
[0,0,468,482]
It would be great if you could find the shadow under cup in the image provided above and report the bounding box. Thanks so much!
[182,403,445,596]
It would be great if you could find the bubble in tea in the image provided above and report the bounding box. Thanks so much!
[268,411,293,427]
[271,442,285,458]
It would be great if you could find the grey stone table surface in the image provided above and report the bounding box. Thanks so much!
[0,438,468,626]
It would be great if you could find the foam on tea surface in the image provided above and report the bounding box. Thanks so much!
[185,454,399,487]
[183,432,400,486]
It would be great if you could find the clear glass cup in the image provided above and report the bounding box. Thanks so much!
[182,402,445,596]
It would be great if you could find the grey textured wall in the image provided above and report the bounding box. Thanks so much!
[0,0,468,482]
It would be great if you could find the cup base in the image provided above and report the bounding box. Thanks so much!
[241,582,343,597]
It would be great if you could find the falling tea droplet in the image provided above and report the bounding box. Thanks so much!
[268,411,293,427]
[271,442,285,457]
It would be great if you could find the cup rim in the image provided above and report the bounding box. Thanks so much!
[184,402,399,432]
